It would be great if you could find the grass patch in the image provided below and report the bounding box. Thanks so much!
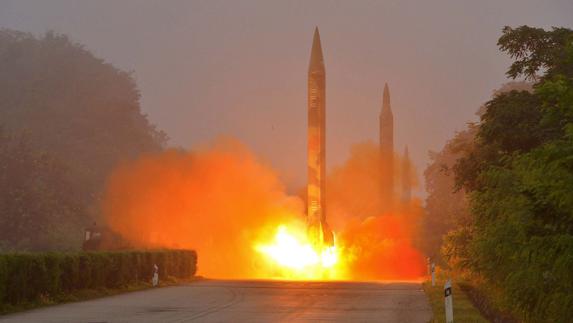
[423,278,488,323]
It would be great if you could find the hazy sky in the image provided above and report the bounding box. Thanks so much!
[1,0,572,194]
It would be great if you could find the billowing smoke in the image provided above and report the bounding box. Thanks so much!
[328,141,425,280]
[103,138,304,278]
[102,138,425,280]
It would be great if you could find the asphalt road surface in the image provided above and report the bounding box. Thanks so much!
[1,280,432,322]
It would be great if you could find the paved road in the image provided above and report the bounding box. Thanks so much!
[1,280,432,322]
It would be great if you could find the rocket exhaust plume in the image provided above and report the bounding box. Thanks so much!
[101,28,425,281]
[327,142,425,280]
[102,139,344,280]
[102,139,310,278]
[307,27,333,248]
[101,139,424,280]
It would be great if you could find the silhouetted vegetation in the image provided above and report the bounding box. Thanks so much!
[419,126,475,260]
[0,249,196,312]
[0,29,167,251]
[423,26,573,322]
[0,130,80,250]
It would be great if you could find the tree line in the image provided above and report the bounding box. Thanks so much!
[420,26,573,322]
[0,29,166,251]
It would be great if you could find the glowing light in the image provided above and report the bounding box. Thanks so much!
[255,225,343,280]
[321,245,338,267]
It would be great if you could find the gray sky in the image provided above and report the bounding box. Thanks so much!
[1,0,572,194]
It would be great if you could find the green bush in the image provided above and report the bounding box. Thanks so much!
[0,250,196,307]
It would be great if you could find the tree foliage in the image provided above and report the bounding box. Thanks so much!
[0,130,81,250]
[499,26,573,80]
[420,126,475,259]
[422,80,533,260]
[0,29,167,250]
[443,26,573,322]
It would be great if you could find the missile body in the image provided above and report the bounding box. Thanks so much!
[307,28,333,247]
[379,83,394,211]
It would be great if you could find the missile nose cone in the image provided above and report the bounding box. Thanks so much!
[381,82,392,116]
[309,27,325,71]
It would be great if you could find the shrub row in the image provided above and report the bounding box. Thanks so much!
[0,249,197,306]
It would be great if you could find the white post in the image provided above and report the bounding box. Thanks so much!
[431,263,436,287]
[427,257,431,276]
[152,264,159,287]
[444,279,454,323]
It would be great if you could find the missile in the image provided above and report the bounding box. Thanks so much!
[379,83,394,211]
[307,27,333,247]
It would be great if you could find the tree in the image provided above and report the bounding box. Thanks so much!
[420,126,475,259]
[422,82,532,260]
[0,129,80,250]
[0,29,167,250]
[498,26,573,81]
[448,26,573,321]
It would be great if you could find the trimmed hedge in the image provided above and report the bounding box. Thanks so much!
[0,250,196,306]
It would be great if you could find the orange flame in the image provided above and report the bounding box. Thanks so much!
[102,138,425,280]
[254,224,346,280]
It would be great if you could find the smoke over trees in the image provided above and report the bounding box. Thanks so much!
[420,81,533,260]
[419,126,475,260]
[0,29,166,250]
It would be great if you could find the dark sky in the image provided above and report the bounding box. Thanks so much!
[1,0,572,194]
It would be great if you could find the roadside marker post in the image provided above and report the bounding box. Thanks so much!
[431,263,435,286]
[444,279,454,323]
[152,264,159,287]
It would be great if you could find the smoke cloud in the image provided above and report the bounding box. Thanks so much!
[328,141,425,280]
[102,138,424,280]
[103,138,303,278]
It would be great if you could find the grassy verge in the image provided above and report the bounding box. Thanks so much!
[1,276,202,315]
[423,278,488,322]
